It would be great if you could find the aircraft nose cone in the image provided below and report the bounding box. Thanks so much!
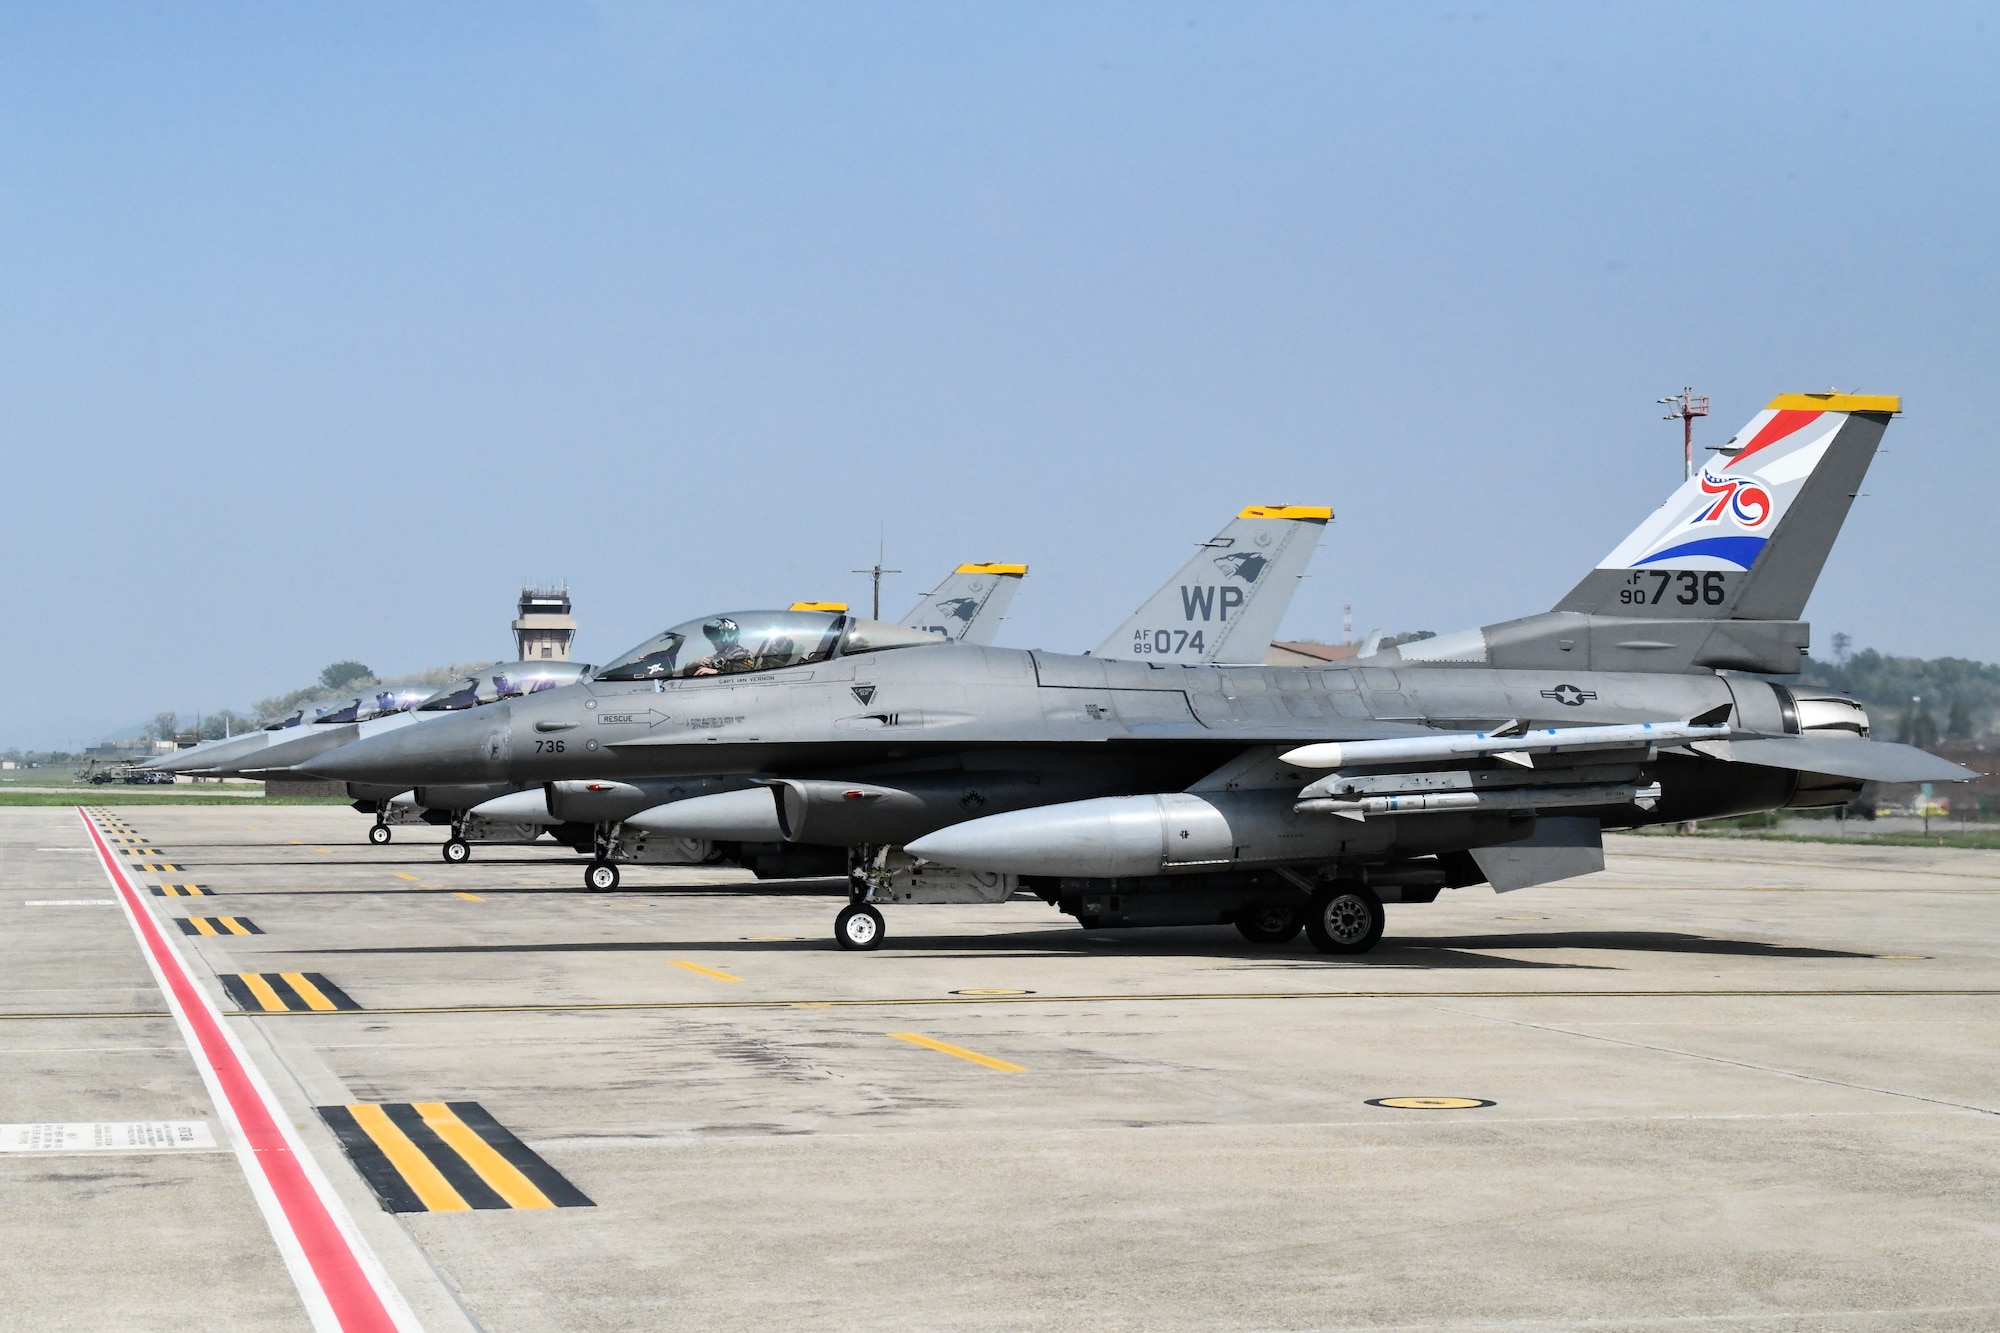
[299,706,513,786]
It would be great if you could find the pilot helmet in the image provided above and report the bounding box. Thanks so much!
[703,617,740,645]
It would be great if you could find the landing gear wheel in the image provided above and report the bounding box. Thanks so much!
[1305,883,1385,955]
[368,824,392,846]
[1235,902,1304,944]
[835,904,885,951]
[585,860,620,892]
[442,837,471,865]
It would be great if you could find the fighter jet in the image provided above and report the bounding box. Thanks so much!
[432,508,1329,881]
[145,688,432,778]
[308,395,1962,954]
[383,562,1032,862]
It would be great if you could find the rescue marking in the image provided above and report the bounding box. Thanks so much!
[151,884,210,896]
[889,1032,1026,1072]
[669,960,741,982]
[316,1101,594,1213]
[178,917,264,937]
[0,1120,217,1152]
[78,811,417,1332]
[222,973,362,1013]
[1367,1096,1495,1110]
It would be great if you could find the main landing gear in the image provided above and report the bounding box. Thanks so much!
[584,860,621,892]
[368,823,393,846]
[1304,883,1385,955]
[835,903,884,950]
[1234,902,1304,945]
[442,836,471,865]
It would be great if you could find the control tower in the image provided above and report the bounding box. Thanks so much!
[512,585,577,660]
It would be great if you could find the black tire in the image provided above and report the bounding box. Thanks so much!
[368,824,392,846]
[442,837,471,865]
[1235,902,1304,944]
[1304,883,1385,954]
[835,903,885,951]
[585,860,620,892]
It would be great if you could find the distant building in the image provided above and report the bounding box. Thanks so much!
[1265,640,1361,666]
[512,586,577,661]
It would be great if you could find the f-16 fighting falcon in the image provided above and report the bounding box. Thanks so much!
[375,507,1330,881]
[137,686,435,778]
[350,561,1035,864]
[306,393,1968,952]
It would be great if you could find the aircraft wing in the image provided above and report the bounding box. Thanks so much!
[899,564,1026,644]
[1689,736,1977,783]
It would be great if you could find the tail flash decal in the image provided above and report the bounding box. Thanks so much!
[1603,405,1835,572]
[897,563,1027,645]
[1555,392,1896,623]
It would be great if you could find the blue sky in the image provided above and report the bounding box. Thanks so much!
[5,3,1995,748]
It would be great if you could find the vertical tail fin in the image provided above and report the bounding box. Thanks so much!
[1095,506,1331,664]
[898,563,1026,644]
[1555,393,1897,621]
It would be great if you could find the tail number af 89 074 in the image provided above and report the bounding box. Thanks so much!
[1130,629,1207,656]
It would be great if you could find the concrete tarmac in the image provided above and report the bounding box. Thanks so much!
[4,805,1997,1331]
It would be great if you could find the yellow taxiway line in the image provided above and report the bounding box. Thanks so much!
[890,1032,1025,1071]
[669,960,742,982]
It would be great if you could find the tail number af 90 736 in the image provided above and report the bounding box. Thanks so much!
[1619,571,1727,606]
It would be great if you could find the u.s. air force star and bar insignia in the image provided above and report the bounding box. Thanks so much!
[1540,684,1597,707]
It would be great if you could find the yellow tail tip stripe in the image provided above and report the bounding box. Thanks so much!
[1237,505,1333,521]
[788,602,849,612]
[953,563,1028,575]
[889,1032,1026,1072]
[1765,392,1900,413]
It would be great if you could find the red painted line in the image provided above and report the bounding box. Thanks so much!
[80,810,411,1332]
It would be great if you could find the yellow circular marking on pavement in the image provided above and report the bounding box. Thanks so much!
[1366,1096,1494,1110]
[950,989,1035,996]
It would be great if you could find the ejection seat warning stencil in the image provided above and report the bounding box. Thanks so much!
[221,972,361,1012]
[317,1101,594,1213]
[0,1121,217,1153]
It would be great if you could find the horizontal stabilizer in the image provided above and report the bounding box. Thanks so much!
[1690,737,1977,784]
[1469,817,1604,891]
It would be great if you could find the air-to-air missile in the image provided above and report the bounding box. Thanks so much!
[306,394,1969,954]
[381,507,1331,881]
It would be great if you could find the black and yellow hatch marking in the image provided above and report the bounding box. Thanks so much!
[1365,1096,1495,1110]
[150,884,209,897]
[316,1101,593,1213]
[221,973,360,1012]
[132,862,181,873]
[118,848,164,856]
[176,917,263,937]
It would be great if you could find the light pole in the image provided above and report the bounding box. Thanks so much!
[1659,388,1711,481]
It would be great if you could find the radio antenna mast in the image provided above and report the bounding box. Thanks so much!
[1658,387,1710,481]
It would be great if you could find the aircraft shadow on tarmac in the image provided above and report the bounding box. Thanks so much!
[290,926,1869,967]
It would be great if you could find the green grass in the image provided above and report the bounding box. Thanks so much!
[1629,824,2000,851]
[4,792,352,807]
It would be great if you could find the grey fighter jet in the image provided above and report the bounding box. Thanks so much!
[308,393,1966,953]
[396,561,1032,863]
[441,507,1330,881]
[144,688,432,778]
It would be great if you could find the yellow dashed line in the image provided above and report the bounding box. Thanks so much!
[453,892,483,902]
[889,1032,1025,1072]
[670,960,741,982]
[412,1103,555,1209]
[393,873,418,881]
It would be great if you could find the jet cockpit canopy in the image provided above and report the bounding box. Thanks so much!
[595,611,948,683]
[312,688,433,725]
[416,662,596,712]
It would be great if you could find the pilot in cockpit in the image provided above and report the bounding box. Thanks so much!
[693,618,756,675]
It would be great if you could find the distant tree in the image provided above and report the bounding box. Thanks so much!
[199,710,256,740]
[1947,697,1974,741]
[150,711,179,742]
[318,661,375,692]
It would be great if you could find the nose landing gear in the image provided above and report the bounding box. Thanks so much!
[368,822,393,846]
[835,903,884,950]
[585,860,620,892]
[442,836,471,864]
